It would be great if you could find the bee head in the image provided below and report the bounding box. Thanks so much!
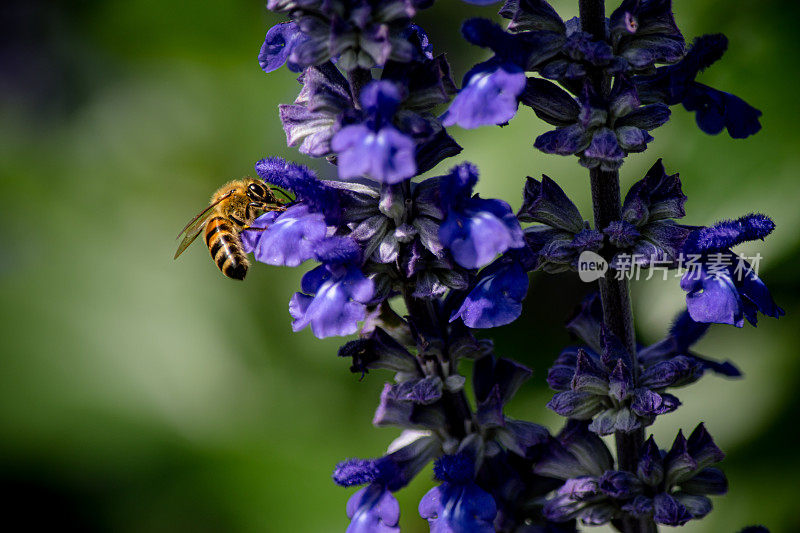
[246,181,269,201]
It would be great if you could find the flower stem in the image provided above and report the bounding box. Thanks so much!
[580,1,656,532]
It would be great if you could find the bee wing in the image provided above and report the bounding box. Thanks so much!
[175,191,233,239]
[173,190,238,260]
[173,218,210,260]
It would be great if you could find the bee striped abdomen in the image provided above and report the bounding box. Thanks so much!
[205,216,248,280]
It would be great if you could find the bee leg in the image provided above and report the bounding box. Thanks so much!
[263,182,295,204]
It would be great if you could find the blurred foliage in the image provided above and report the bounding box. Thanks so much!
[1,0,798,531]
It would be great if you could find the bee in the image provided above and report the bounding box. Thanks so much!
[174,178,291,280]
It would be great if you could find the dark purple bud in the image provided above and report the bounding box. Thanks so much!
[571,349,610,395]
[535,124,590,156]
[566,293,604,352]
[637,436,665,486]
[675,493,713,519]
[608,359,632,402]
[559,419,615,474]
[664,430,698,485]
[621,495,654,517]
[687,423,725,469]
[680,466,728,495]
[547,391,604,419]
[499,0,566,33]
[581,128,625,170]
[599,470,643,499]
[654,493,693,526]
[520,78,580,126]
[518,175,585,232]
[604,220,641,248]
[615,104,671,131]
[621,159,686,225]
[557,476,600,501]
[473,354,532,406]
[337,327,419,377]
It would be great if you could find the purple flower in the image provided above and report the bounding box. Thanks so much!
[419,454,497,533]
[345,485,400,533]
[438,163,525,269]
[680,214,783,327]
[289,241,375,338]
[442,62,527,128]
[450,254,530,328]
[332,81,417,183]
[258,22,307,73]
[242,205,327,267]
[635,34,762,138]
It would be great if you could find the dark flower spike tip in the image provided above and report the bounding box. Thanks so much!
[683,213,775,255]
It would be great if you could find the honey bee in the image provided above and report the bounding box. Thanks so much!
[174,178,291,280]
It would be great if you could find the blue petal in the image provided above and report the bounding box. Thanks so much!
[451,259,529,328]
[332,125,417,183]
[346,485,400,533]
[442,62,527,129]
[419,482,496,533]
[249,205,327,266]
[681,267,744,327]
[258,22,303,73]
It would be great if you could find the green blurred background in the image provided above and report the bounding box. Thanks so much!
[1,0,798,531]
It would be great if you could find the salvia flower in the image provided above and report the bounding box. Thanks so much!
[438,162,525,269]
[419,453,498,533]
[635,34,762,138]
[289,240,375,338]
[332,81,418,183]
[680,214,784,327]
[620,425,728,526]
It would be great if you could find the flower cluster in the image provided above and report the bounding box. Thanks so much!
[243,0,783,531]
[445,0,762,170]
[536,421,728,527]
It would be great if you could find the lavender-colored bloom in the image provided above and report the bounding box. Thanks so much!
[279,64,354,158]
[419,454,497,533]
[680,214,783,327]
[635,34,762,138]
[243,205,327,266]
[289,242,375,338]
[345,484,400,533]
[438,163,524,269]
[259,22,306,73]
[442,61,527,128]
[332,81,417,183]
[451,253,529,328]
